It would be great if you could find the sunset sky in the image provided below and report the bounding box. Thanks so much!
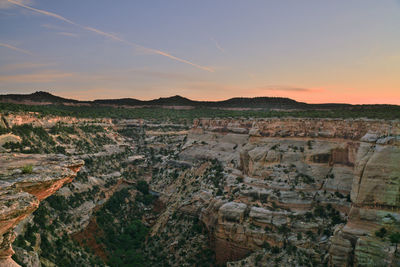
[1,0,400,104]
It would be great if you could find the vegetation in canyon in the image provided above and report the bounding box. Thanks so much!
[0,100,399,266]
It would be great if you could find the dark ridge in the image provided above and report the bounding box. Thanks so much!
[0,91,399,110]
[209,97,306,108]
[94,95,196,106]
[147,95,196,106]
[94,95,308,109]
[93,98,143,106]
[0,91,79,104]
[1,91,311,109]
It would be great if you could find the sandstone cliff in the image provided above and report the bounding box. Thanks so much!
[2,112,400,266]
[0,154,83,267]
[329,141,400,266]
[184,118,400,266]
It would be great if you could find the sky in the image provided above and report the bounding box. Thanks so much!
[0,0,400,104]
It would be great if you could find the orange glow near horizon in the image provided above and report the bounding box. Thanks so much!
[55,84,400,105]
[1,1,400,105]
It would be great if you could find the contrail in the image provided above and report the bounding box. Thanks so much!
[7,0,77,26]
[150,49,214,72]
[83,26,126,43]
[82,26,213,72]
[7,0,214,72]
[0,42,33,55]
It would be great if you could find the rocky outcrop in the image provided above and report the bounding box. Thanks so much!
[193,118,400,140]
[2,113,112,128]
[2,112,400,266]
[329,141,400,266]
[0,154,83,267]
[187,118,400,265]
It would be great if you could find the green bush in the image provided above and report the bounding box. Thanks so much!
[136,180,149,195]
[375,227,387,238]
[21,164,33,174]
[0,126,10,135]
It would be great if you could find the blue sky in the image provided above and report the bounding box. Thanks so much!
[0,0,400,103]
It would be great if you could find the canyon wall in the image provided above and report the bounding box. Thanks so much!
[1,113,399,266]
[184,118,400,266]
[0,154,83,267]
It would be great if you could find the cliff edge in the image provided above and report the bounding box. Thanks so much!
[0,154,83,267]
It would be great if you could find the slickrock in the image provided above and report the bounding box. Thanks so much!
[2,112,400,266]
[189,118,400,265]
[2,113,112,128]
[193,118,400,139]
[0,154,83,267]
[329,141,400,266]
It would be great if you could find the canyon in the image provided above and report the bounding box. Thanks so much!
[0,111,399,266]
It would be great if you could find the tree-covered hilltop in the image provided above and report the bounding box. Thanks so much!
[0,91,313,109]
[1,102,399,121]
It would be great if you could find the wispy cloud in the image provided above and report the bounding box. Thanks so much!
[148,49,214,72]
[0,70,72,83]
[83,26,125,42]
[7,0,214,72]
[7,0,76,25]
[211,37,225,53]
[57,32,78,38]
[0,0,31,9]
[0,42,33,55]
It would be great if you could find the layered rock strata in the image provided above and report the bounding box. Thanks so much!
[0,154,83,267]
[184,118,400,265]
[329,142,400,266]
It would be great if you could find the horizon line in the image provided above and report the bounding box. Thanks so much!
[0,90,399,106]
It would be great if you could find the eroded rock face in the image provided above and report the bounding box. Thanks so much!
[0,154,83,266]
[186,118,400,265]
[329,142,400,267]
[193,118,400,140]
[2,113,112,128]
[219,202,247,223]
[2,114,399,266]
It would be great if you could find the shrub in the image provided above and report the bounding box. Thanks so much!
[255,253,263,264]
[21,164,33,174]
[375,227,387,238]
[297,232,303,240]
[278,224,290,235]
[390,232,400,244]
[307,140,313,149]
[47,195,67,211]
[0,126,10,135]
[390,232,400,251]
[262,241,271,250]
[271,246,280,254]
[306,230,315,241]
[55,145,66,154]
[136,180,149,195]
[314,205,326,217]
[236,176,244,183]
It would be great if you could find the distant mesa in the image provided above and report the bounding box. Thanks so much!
[0,91,397,110]
[0,91,79,105]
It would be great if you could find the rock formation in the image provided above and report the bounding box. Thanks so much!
[329,140,400,266]
[0,154,83,267]
[186,118,400,266]
[1,112,400,266]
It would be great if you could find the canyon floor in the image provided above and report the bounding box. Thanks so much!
[0,108,399,267]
